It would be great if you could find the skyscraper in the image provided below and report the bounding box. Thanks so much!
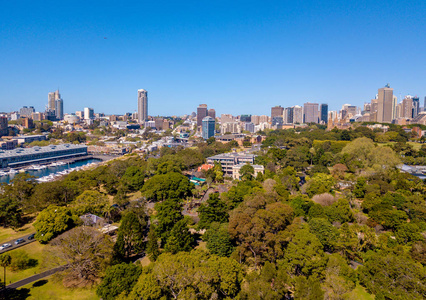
[320,104,328,124]
[284,107,293,124]
[413,96,420,118]
[202,116,215,139]
[303,102,319,123]
[48,90,61,116]
[293,105,303,124]
[55,99,64,120]
[208,109,216,120]
[271,106,284,118]
[138,89,148,123]
[197,104,208,127]
[377,84,394,123]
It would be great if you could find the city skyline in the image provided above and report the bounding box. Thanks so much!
[1,1,425,116]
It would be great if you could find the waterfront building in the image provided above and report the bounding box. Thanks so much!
[0,144,88,168]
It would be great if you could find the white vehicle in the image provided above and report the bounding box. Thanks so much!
[0,243,12,251]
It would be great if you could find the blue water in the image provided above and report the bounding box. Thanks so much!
[0,158,101,184]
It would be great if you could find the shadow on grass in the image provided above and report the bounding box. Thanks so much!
[0,288,30,300]
[32,279,48,287]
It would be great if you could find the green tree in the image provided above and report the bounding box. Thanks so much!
[146,225,161,262]
[121,166,145,191]
[282,226,326,278]
[34,205,78,243]
[113,211,147,261]
[154,199,183,244]
[358,250,426,300]
[239,164,255,181]
[353,177,367,198]
[204,222,234,257]
[294,276,325,300]
[128,273,163,300]
[141,172,193,201]
[72,190,109,216]
[308,218,338,251]
[197,193,228,229]
[306,173,335,198]
[96,263,142,300]
[0,254,11,288]
[164,218,194,254]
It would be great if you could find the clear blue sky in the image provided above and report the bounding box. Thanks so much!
[1,0,425,116]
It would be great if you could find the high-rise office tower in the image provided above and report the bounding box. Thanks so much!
[84,107,94,120]
[401,96,414,119]
[202,116,215,139]
[48,90,61,111]
[284,107,294,124]
[320,104,328,124]
[138,89,148,123]
[377,84,394,123]
[240,114,251,122]
[55,99,64,120]
[293,106,303,124]
[208,109,216,120]
[271,106,284,118]
[412,96,420,117]
[197,104,208,127]
[303,102,319,123]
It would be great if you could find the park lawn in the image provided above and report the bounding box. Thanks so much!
[7,242,46,284]
[128,190,142,201]
[346,284,375,300]
[376,141,422,150]
[0,223,35,244]
[19,277,98,300]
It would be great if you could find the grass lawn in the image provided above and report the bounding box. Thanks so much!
[7,242,46,284]
[17,277,98,300]
[346,284,375,300]
[376,141,422,150]
[0,224,35,244]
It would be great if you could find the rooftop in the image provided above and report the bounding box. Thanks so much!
[0,144,87,159]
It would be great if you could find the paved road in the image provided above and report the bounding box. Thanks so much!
[5,265,67,290]
[0,233,36,254]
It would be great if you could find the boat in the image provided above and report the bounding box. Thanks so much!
[8,169,18,174]
[0,171,7,177]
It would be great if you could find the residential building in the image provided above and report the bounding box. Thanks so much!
[202,116,215,139]
[75,111,84,118]
[244,122,255,133]
[0,116,8,137]
[303,102,319,123]
[221,122,241,134]
[137,89,148,123]
[221,114,234,123]
[232,164,264,180]
[31,112,43,122]
[12,135,47,145]
[19,106,35,117]
[22,117,34,129]
[206,152,256,175]
[401,96,414,119]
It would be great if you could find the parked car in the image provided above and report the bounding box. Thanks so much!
[15,238,25,245]
[0,243,12,251]
[27,233,35,240]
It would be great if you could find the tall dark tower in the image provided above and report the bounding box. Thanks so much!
[320,104,328,124]
[197,104,208,127]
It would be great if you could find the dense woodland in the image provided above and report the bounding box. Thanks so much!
[1,124,426,299]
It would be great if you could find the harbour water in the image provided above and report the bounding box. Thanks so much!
[0,158,102,184]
